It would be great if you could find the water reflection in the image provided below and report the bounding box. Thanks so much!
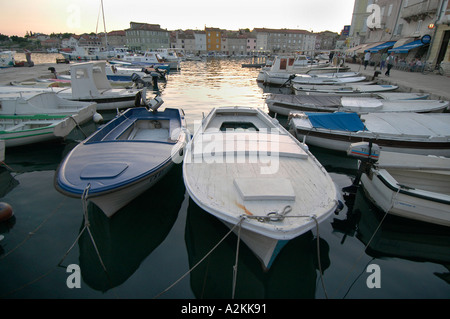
[185,198,330,299]
[78,164,185,292]
[333,189,450,284]
[1,57,449,299]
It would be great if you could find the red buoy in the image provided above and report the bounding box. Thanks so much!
[0,202,13,222]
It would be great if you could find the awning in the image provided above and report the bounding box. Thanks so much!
[391,38,415,48]
[356,42,383,54]
[365,41,396,53]
[345,43,369,54]
[388,39,425,53]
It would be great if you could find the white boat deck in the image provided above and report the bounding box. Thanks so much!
[184,107,338,240]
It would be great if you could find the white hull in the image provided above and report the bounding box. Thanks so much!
[289,112,450,157]
[267,95,448,116]
[291,76,366,85]
[0,116,77,147]
[360,152,450,226]
[90,161,174,217]
[0,92,98,124]
[293,84,399,94]
[0,62,143,111]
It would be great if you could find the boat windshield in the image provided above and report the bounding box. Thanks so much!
[219,122,259,132]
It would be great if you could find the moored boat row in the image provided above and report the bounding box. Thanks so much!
[257,53,450,232]
[1,56,449,273]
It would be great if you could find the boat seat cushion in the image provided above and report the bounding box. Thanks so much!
[234,177,296,201]
[80,162,128,179]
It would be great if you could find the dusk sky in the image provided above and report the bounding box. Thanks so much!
[0,0,355,37]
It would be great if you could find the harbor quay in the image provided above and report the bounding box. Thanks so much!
[1,60,450,103]
[346,62,450,102]
[0,63,71,86]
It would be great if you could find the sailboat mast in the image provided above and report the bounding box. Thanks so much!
[101,0,108,49]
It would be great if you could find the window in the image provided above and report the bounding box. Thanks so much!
[387,4,393,16]
[395,23,403,35]
[416,20,423,33]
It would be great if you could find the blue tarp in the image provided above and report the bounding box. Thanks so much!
[388,40,425,53]
[306,112,367,131]
[365,41,396,53]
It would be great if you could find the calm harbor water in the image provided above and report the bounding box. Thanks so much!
[0,54,449,301]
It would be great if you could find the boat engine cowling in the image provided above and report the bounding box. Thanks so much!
[147,96,164,112]
[347,142,380,162]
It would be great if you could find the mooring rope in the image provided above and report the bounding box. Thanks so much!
[154,210,328,299]
[57,183,118,297]
[153,216,246,299]
[1,197,66,261]
[0,197,66,298]
[68,115,88,138]
[332,188,400,298]
[232,218,244,299]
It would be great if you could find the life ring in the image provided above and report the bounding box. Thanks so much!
[0,202,13,222]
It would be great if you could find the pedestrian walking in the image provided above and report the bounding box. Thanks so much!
[364,51,371,70]
[385,52,395,76]
[380,52,387,71]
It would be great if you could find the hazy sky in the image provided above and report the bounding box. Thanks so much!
[0,0,355,37]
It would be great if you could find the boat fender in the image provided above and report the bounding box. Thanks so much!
[0,202,13,222]
[93,112,103,123]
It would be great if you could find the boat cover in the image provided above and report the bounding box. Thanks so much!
[305,112,367,131]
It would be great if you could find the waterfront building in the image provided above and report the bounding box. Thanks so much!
[346,0,449,75]
[253,28,317,56]
[206,27,222,54]
[125,22,170,52]
[222,31,248,56]
[194,31,207,55]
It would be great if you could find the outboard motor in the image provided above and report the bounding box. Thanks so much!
[343,141,380,195]
[131,73,146,88]
[151,72,159,91]
[147,95,164,112]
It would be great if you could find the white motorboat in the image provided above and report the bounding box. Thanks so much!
[290,75,366,85]
[266,94,449,116]
[1,61,147,111]
[155,49,182,69]
[55,97,189,217]
[183,106,340,269]
[0,114,80,147]
[288,111,450,157]
[105,63,167,82]
[0,91,100,124]
[292,84,399,94]
[348,143,450,227]
[60,46,113,61]
[257,55,349,84]
[118,51,177,70]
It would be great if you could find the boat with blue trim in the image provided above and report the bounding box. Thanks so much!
[55,97,189,217]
